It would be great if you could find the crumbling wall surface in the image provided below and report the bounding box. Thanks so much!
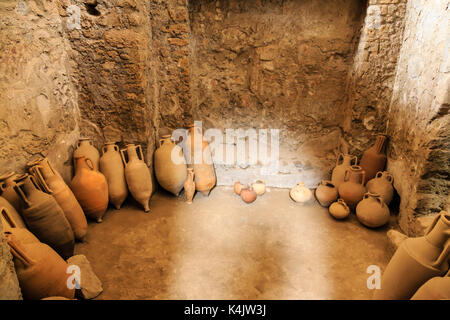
[0,220,22,300]
[59,0,157,162]
[342,0,407,156]
[0,0,80,181]
[386,0,449,235]
[188,0,366,187]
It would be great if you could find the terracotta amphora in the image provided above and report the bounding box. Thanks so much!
[234,182,245,195]
[329,199,350,220]
[366,171,394,205]
[74,138,100,171]
[252,180,266,196]
[373,211,450,300]
[14,174,74,259]
[184,124,216,196]
[290,182,313,204]
[338,165,366,210]
[155,135,187,196]
[28,157,87,241]
[6,233,75,300]
[356,192,390,228]
[184,168,195,204]
[331,154,358,188]
[0,196,26,229]
[411,271,450,300]
[241,187,257,204]
[0,171,26,213]
[100,142,128,209]
[121,144,152,212]
[315,180,338,207]
[360,134,388,184]
[71,156,109,223]
[1,207,39,245]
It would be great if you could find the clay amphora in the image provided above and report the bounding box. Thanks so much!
[28,158,87,241]
[366,171,394,205]
[290,182,313,204]
[155,135,187,196]
[121,144,152,212]
[0,171,26,213]
[0,196,26,229]
[14,175,74,259]
[6,233,75,300]
[356,192,390,228]
[241,187,257,204]
[331,154,358,188]
[100,142,128,209]
[71,156,109,223]
[184,168,195,204]
[252,180,266,196]
[329,199,350,220]
[234,182,245,195]
[373,211,450,300]
[315,180,338,207]
[338,165,366,210]
[360,134,388,184]
[1,207,39,245]
[184,125,216,196]
[74,138,100,171]
[411,271,450,300]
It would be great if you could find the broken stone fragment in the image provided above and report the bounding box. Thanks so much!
[67,254,103,300]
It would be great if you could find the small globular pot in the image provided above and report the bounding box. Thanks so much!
[252,180,266,196]
[328,199,350,220]
[315,180,338,207]
[234,181,245,195]
[240,187,257,204]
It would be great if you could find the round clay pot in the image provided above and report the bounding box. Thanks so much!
[356,192,390,228]
[315,180,338,207]
[338,165,366,210]
[155,135,187,196]
[290,182,312,204]
[366,171,394,205]
[121,144,152,212]
[240,187,257,204]
[71,156,109,223]
[73,138,100,171]
[252,180,266,196]
[328,199,350,220]
[360,134,388,184]
[184,168,195,204]
[234,181,245,195]
[331,154,358,188]
[100,142,128,210]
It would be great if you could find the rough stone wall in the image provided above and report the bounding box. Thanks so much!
[58,0,157,163]
[342,0,407,155]
[0,0,80,182]
[386,0,449,235]
[188,0,366,187]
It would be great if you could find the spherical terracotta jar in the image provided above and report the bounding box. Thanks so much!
[6,233,75,300]
[356,192,390,228]
[184,168,195,204]
[331,154,358,188]
[366,171,394,205]
[1,207,39,245]
[28,157,88,241]
[0,196,26,229]
[411,274,450,300]
[154,135,187,196]
[234,182,245,195]
[241,187,257,204]
[73,138,100,171]
[338,165,366,210]
[252,180,266,196]
[100,142,128,210]
[374,211,450,300]
[328,199,350,220]
[121,144,152,212]
[290,182,312,204]
[184,124,216,196]
[360,134,388,184]
[71,156,109,223]
[14,174,74,259]
[315,180,338,207]
[0,171,26,213]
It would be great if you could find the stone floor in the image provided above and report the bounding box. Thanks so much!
[75,186,391,300]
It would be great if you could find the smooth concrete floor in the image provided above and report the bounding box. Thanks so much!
[75,186,391,300]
